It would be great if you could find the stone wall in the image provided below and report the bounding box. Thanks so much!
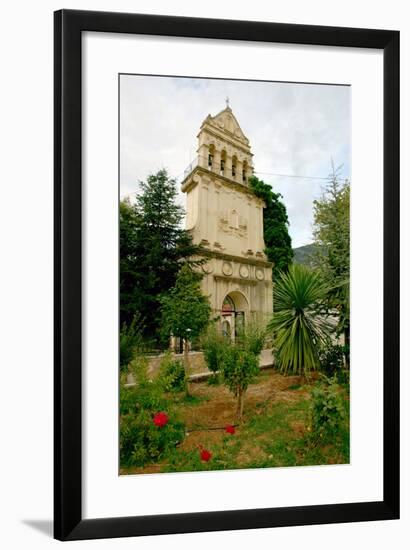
[126,349,274,385]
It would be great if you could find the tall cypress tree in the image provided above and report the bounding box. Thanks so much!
[248,175,293,277]
[120,169,200,342]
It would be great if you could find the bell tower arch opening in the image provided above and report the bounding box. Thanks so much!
[221,291,249,341]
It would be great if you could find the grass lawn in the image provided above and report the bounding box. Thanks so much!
[120,369,349,475]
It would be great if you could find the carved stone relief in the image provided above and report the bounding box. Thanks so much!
[218,209,248,238]
[222,262,233,276]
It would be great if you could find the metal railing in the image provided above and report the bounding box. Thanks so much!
[183,157,199,179]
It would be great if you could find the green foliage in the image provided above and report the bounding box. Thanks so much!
[313,164,350,351]
[249,175,293,277]
[201,325,228,374]
[206,373,221,386]
[158,352,187,393]
[319,343,349,382]
[120,411,185,467]
[160,264,211,344]
[307,376,347,440]
[120,356,185,467]
[126,355,165,411]
[269,263,332,376]
[120,170,201,341]
[219,345,260,397]
[119,314,145,370]
[160,380,349,474]
[216,322,266,420]
[237,318,267,356]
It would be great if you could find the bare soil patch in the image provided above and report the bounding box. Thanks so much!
[182,370,309,430]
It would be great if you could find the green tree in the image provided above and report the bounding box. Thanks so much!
[120,198,143,325]
[268,263,332,376]
[249,175,293,277]
[119,313,145,371]
[160,264,211,381]
[313,165,350,361]
[120,169,201,341]
[203,321,266,421]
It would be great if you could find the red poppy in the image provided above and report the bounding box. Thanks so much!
[153,412,169,428]
[200,448,212,462]
[225,424,235,435]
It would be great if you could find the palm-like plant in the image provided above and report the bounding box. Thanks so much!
[269,264,332,376]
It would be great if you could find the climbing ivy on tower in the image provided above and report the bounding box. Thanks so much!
[248,175,293,277]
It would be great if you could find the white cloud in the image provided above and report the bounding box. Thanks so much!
[120,75,350,248]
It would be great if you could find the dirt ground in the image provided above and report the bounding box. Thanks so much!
[177,371,310,451]
[121,369,317,475]
[185,371,307,426]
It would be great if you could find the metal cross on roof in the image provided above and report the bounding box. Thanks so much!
[225,96,230,108]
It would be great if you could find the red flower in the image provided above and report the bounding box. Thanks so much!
[153,412,169,428]
[225,424,235,435]
[200,448,212,462]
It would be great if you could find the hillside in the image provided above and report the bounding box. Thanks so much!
[292,244,319,266]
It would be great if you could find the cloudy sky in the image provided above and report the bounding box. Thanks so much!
[120,75,350,248]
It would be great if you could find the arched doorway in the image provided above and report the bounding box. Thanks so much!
[221,291,249,341]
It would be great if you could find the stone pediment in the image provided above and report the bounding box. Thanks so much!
[205,108,249,144]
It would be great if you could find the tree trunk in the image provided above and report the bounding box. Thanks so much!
[236,387,244,422]
[184,338,190,396]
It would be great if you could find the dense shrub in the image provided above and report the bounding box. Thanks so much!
[158,352,187,393]
[237,319,266,356]
[120,314,145,370]
[120,410,185,467]
[206,373,221,386]
[319,343,349,383]
[201,326,227,374]
[120,356,185,467]
[307,375,346,440]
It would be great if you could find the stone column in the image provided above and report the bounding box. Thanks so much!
[197,144,208,169]
[213,149,221,175]
[236,159,242,184]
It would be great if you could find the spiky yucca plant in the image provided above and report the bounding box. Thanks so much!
[269,264,332,376]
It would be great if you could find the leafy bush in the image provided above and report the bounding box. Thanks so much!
[319,344,349,382]
[158,352,187,393]
[203,321,266,420]
[201,326,227,373]
[206,373,221,386]
[121,356,166,415]
[120,410,185,467]
[236,319,266,356]
[307,376,346,440]
[120,314,145,370]
[120,356,185,467]
[219,345,260,420]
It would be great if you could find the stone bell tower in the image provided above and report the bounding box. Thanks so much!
[181,102,273,337]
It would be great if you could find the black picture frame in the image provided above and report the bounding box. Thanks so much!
[54,9,400,541]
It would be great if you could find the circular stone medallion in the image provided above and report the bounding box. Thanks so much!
[202,262,213,274]
[222,262,233,276]
[255,268,264,281]
[239,264,249,278]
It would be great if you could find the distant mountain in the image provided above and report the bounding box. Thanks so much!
[292,244,320,266]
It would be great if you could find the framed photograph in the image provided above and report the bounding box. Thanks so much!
[54,9,399,541]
